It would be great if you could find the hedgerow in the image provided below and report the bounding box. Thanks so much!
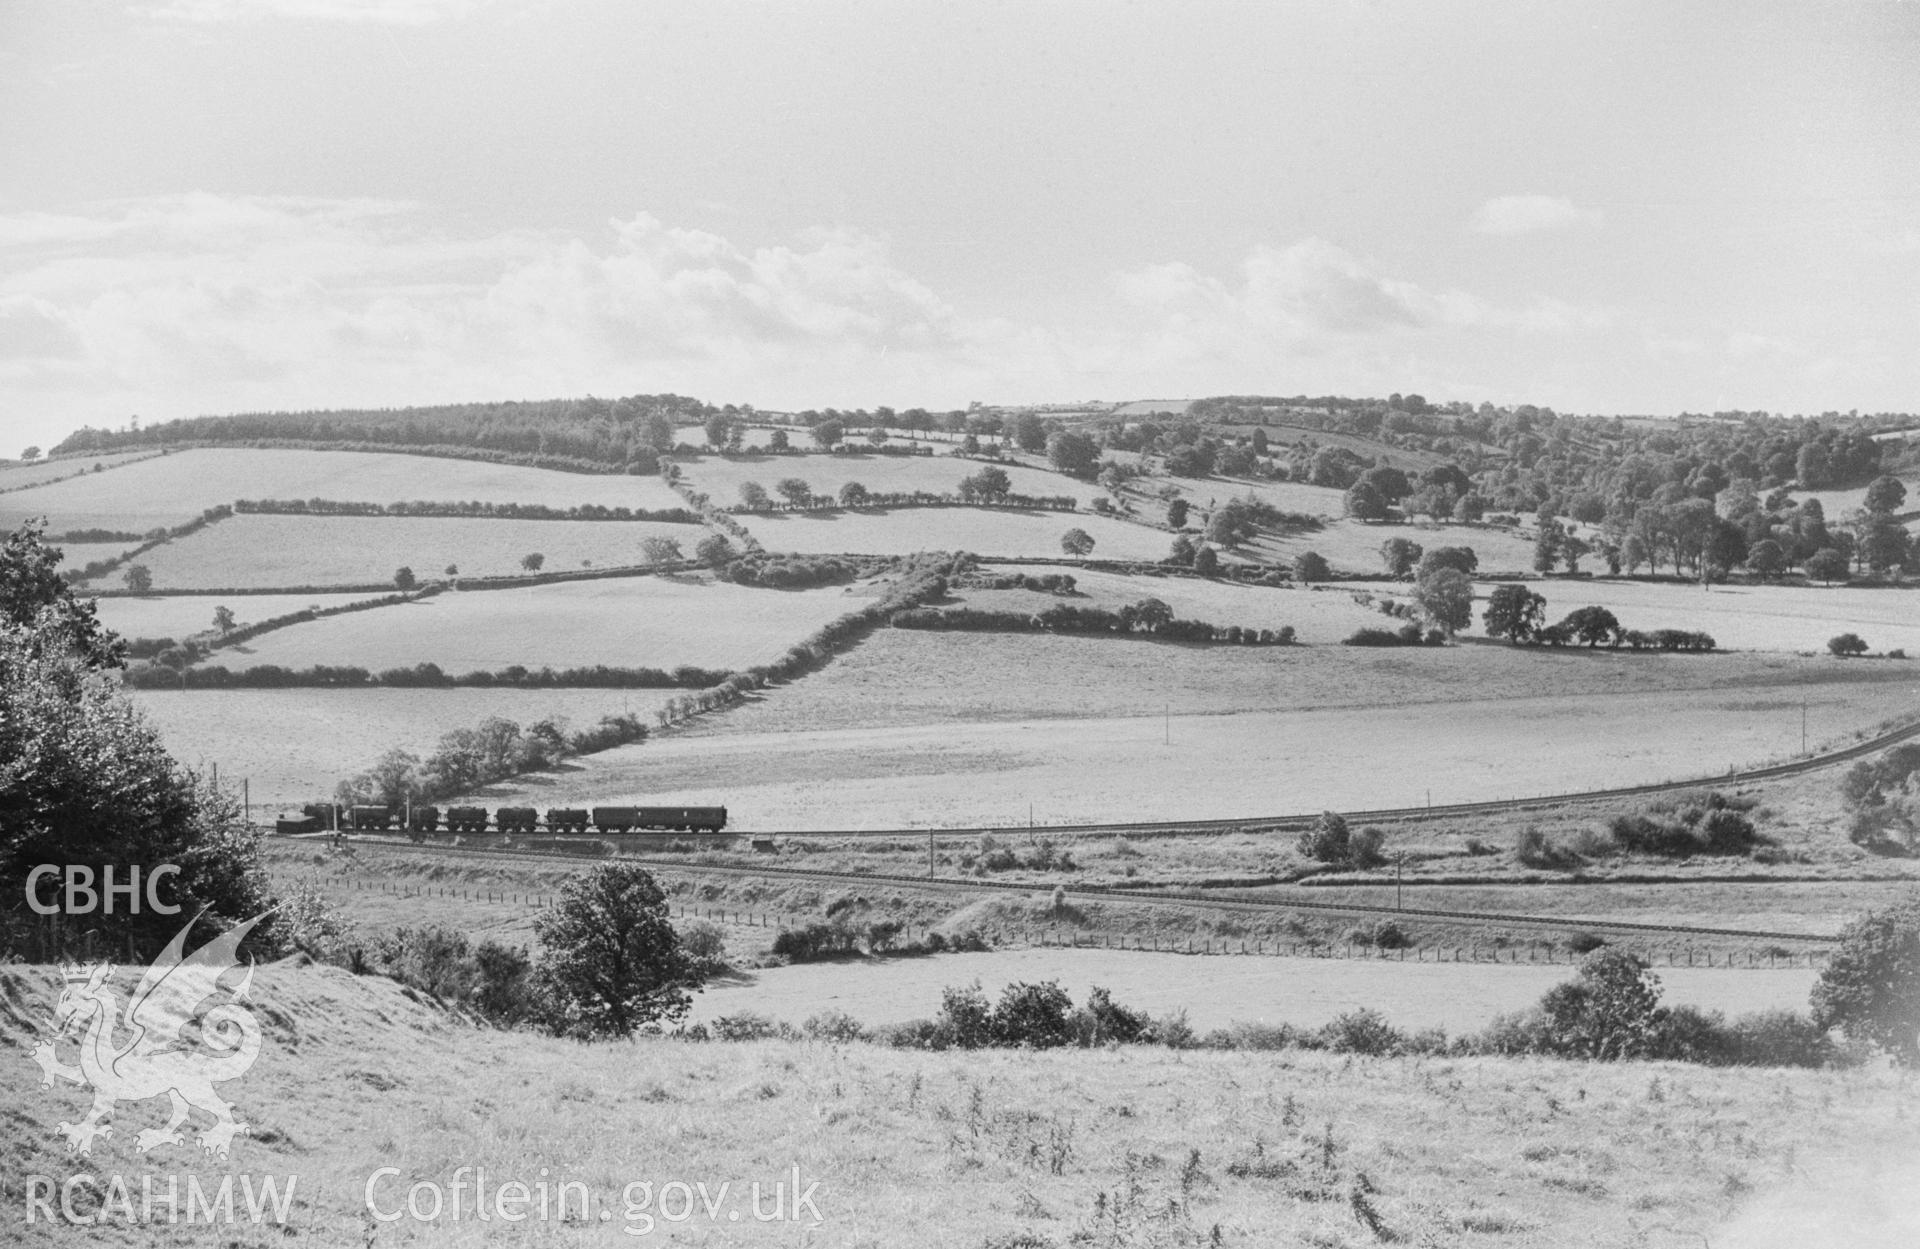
[891,599,1295,645]
[233,498,699,523]
[124,660,731,690]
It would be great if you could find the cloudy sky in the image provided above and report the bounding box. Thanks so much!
[3,1,1917,452]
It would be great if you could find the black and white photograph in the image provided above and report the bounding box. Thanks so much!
[3,2,1918,1244]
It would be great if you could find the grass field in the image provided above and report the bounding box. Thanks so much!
[92,591,396,641]
[1140,474,1350,519]
[677,448,1110,510]
[470,632,1918,828]
[686,946,1819,1034]
[0,449,155,492]
[1241,516,1540,574]
[0,447,686,533]
[1339,577,1920,655]
[1510,579,1920,654]
[123,513,705,589]
[6,960,1914,1248]
[734,507,1173,560]
[206,575,876,673]
[52,535,149,566]
[1789,473,1920,519]
[957,564,1389,642]
[129,687,681,810]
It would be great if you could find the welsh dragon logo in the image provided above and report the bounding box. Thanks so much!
[29,909,270,1160]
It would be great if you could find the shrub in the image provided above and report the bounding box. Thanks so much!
[770,920,861,962]
[991,980,1076,1049]
[1829,632,1870,658]
[1320,1008,1404,1056]
[1515,825,1571,868]
[802,1010,868,1043]
[936,981,994,1049]
[1297,811,1350,863]
[1536,949,1665,1060]
[678,919,729,973]
[1723,1008,1835,1068]
[1812,898,1920,1064]
[1078,986,1151,1045]
[710,1013,792,1041]
[1344,825,1386,869]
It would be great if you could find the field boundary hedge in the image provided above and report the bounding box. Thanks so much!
[891,603,1296,646]
[650,553,962,730]
[232,498,700,524]
[47,437,661,477]
[63,504,235,585]
[125,659,733,691]
[730,493,1079,515]
[660,467,760,552]
[0,450,168,497]
[94,561,699,598]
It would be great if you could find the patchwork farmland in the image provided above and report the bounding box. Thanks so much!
[117,511,703,588]
[200,575,874,673]
[732,505,1172,559]
[677,448,1112,510]
[0,445,685,533]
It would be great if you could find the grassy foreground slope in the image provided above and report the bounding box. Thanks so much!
[4,961,1916,1247]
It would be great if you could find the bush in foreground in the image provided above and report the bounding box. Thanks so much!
[1811,897,1920,1065]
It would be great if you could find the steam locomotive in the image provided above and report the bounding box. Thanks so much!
[331,804,728,834]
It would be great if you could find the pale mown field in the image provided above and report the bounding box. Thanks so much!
[0,449,155,492]
[123,513,704,589]
[688,947,1819,1034]
[477,634,1917,828]
[1241,517,1540,575]
[0,447,685,533]
[52,536,150,566]
[5,961,1915,1248]
[1142,474,1350,518]
[698,628,1913,728]
[205,576,875,673]
[1789,472,1920,519]
[129,687,679,810]
[958,564,1390,642]
[92,591,392,641]
[677,449,1110,509]
[735,507,1172,560]
[1343,577,1920,654]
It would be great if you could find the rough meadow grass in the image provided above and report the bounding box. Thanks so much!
[4,960,1914,1247]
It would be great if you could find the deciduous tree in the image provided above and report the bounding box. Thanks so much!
[534,863,696,1039]
[1414,567,1473,635]
[1811,899,1920,1064]
[1482,584,1546,642]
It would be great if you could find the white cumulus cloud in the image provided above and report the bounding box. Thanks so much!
[0,196,1617,443]
[1470,194,1602,236]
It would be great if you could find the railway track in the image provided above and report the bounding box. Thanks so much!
[623,706,1920,842]
[315,707,1920,946]
[336,837,1843,945]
